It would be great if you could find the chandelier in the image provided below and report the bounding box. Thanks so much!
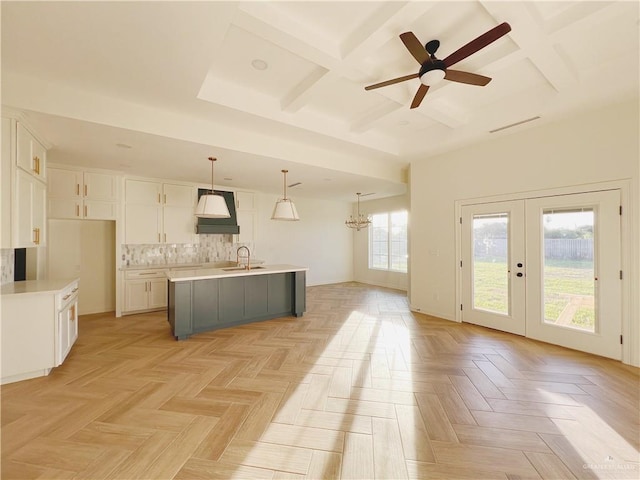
[345,193,371,231]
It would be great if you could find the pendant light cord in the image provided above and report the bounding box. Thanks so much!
[209,156,216,194]
[282,169,288,200]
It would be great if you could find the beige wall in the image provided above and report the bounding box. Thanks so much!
[48,219,116,315]
[254,193,354,286]
[353,194,409,291]
[410,100,639,366]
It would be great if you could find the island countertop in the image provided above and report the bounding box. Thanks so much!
[167,264,308,282]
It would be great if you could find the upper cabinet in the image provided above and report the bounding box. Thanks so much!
[1,117,48,248]
[48,167,119,220]
[17,123,46,182]
[124,179,196,244]
[234,190,257,245]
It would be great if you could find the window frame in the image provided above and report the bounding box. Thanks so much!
[368,210,408,273]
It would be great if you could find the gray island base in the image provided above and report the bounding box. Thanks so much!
[167,264,307,340]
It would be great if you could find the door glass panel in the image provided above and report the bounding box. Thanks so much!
[472,213,509,315]
[542,208,596,332]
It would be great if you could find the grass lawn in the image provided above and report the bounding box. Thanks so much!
[473,259,595,331]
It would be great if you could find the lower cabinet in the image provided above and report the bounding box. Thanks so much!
[168,271,306,340]
[123,270,167,314]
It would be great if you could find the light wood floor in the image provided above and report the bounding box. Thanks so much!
[2,282,639,479]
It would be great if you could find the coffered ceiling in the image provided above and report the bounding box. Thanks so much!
[2,1,638,201]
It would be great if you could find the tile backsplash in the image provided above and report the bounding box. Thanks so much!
[1,249,15,285]
[122,235,253,267]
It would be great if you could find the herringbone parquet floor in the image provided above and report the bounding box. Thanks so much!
[1,282,639,479]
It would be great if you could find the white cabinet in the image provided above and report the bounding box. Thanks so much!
[124,180,195,244]
[14,169,46,247]
[1,118,12,248]
[123,270,167,313]
[235,190,256,245]
[48,168,119,220]
[1,279,78,384]
[2,117,47,249]
[16,123,46,181]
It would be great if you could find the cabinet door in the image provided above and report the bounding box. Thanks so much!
[163,205,195,244]
[124,279,149,312]
[14,169,35,247]
[125,204,162,244]
[69,302,78,346]
[57,310,71,366]
[148,278,168,309]
[244,275,268,318]
[1,118,12,248]
[163,183,194,207]
[84,172,118,201]
[32,179,46,246]
[49,197,82,219]
[126,179,161,205]
[48,169,82,198]
[84,200,117,220]
[235,191,255,210]
[236,210,256,244]
[16,123,46,180]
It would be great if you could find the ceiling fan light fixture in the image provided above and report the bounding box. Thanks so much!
[272,169,300,221]
[420,68,446,86]
[195,157,231,219]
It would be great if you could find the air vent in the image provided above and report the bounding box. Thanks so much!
[490,116,541,133]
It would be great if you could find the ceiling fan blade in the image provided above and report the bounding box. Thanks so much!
[443,22,511,68]
[400,32,429,64]
[410,84,429,109]
[444,69,492,86]
[364,73,419,91]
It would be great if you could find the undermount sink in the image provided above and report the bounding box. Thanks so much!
[222,266,265,271]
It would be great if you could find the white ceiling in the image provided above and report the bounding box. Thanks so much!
[2,1,638,201]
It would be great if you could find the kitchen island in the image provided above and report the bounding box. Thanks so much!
[167,264,307,340]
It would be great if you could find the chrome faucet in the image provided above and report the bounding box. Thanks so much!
[236,246,251,270]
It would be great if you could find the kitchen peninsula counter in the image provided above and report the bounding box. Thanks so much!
[167,265,307,340]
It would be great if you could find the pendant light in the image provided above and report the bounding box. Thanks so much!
[345,192,372,231]
[195,157,230,218]
[271,169,299,221]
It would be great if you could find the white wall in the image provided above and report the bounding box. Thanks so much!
[49,219,116,315]
[253,193,353,286]
[353,194,409,290]
[410,100,639,365]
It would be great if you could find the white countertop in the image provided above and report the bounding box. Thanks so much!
[1,278,79,297]
[167,264,308,282]
[120,260,265,271]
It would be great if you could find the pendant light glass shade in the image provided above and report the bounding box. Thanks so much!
[272,169,300,221]
[195,157,230,218]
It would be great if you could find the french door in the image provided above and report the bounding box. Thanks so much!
[461,190,622,359]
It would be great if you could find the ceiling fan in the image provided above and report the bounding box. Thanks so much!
[365,22,511,109]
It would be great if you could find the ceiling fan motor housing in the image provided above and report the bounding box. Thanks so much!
[419,58,446,78]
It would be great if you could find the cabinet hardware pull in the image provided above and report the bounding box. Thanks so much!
[84,205,88,217]
[139,272,156,275]
[145,282,148,292]
[84,184,88,196]
[33,156,38,173]
[33,228,37,244]
[76,184,80,195]
[158,233,160,242]
[158,193,161,204]
[72,287,78,292]
[76,204,80,217]
[164,233,167,242]
[37,228,40,244]
[164,194,167,204]
[63,294,71,300]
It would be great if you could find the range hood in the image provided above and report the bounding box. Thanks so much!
[196,189,239,234]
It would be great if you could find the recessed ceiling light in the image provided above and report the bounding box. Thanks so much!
[251,59,268,71]
[223,177,233,181]
[398,120,409,126]
[116,143,132,149]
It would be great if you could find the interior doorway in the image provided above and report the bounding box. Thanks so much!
[461,189,622,359]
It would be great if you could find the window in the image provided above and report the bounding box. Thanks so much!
[369,210,408,272]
